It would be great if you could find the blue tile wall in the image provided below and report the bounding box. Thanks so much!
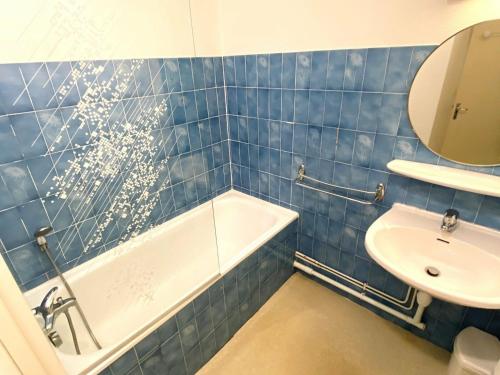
[226,47,500,350]
[98,220,297,375]
[1,46,499,366]
[0,57,231,291]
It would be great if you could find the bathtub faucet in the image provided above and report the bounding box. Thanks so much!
[33,225,101,352]
[32,286,76,333]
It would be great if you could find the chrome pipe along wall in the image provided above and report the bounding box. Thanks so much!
[293,252,431,330]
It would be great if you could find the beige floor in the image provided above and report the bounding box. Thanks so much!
[198,273,450,375]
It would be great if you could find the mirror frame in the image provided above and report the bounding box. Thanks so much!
[407,18,500,167]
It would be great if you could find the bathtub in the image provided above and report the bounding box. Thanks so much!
[24,190,298,374]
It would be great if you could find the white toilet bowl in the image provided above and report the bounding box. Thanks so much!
[448,327,500,375]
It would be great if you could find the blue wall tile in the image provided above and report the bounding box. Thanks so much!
[0,64,35,115]
[282,53,296,89]
[326,50,346,90]
[295,53,312,90]
[257,55,270,88]
[384,47,413,93]
[269,54,283,88]
[363,48,390,92]
[344,49,367,91]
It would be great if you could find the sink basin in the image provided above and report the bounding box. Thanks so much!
[365,203,500,309]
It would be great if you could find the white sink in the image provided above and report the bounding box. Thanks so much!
[365,204,500,309]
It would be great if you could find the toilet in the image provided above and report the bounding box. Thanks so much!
[448,327,500,375]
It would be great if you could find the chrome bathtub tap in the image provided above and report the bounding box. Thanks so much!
[32,286,81,352]
[34,225,101,352]
[32,286,76,333]
[441,209,459,232]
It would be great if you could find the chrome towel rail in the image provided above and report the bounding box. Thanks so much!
[295,164,385,205]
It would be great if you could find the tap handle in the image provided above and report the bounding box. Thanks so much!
[40,286,59,313]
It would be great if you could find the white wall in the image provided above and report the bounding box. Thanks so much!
[1,0,500,62]
[206,0,500,55]
[190,0,222,57]
[0,0,196,63]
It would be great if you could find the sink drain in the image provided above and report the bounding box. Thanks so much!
[425,266,440,277]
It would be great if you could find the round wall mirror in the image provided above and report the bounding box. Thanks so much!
[408,19,500,166]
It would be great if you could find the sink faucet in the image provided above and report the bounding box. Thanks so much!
[441,209,459,232]
[32,286,76,333]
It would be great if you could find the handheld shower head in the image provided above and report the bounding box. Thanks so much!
[34,226,53,238]
[34,226,53,250]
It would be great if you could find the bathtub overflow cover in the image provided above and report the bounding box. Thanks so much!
[425,266,440,277]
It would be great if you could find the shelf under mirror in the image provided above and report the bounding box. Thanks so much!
[387,160,500,198]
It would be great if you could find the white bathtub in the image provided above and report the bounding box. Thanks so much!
[24,190,298,374]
